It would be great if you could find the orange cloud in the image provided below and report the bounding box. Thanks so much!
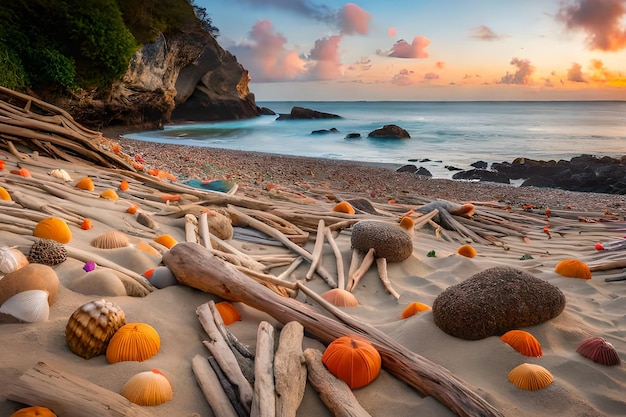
[588,59,626,86]
[338,3,371,35]
[558,0,626,51]
[470,25,503,41]
[567,62,587,82]
[387,36,430,58]
[435,61,445,69]
[500,58,535,85]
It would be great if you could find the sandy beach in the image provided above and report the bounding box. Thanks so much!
[1,120,625,417]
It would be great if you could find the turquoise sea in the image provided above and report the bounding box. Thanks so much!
[124,101,626,180]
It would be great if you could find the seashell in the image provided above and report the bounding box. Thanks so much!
[500,330,542,357]
[106,322,160,363]
[28,239,67,266]
[0,246,29,274]
[136,212,157,229]
[119,180,129,191]
[0,185,12,201]
[321,288,359,307]
[154,235,177,249]
[333,201,355,215]
[91,230,130,249]
[0,263,59,307]
[121,369,173,406]
[554,259,591,279]
[399,216,415,232]
[65,299,126,359]
[10,405,57,417]
[48,168,73,182]
[457,244,477,258]
[100,189,119,201]
[401,301,431,319]
[215,301,241,325]
[33,217,72,244]
[69,269,127,297]
[127,205,139,215]
[0,290,50,322]
[10,167,31,178]
[576,337,621,366]
[75,177,95,191]
[148,266,177,289]
[507,363,553,390]
[81,218,93,230]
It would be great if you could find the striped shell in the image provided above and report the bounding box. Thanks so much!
[576,337,622,366]
[65,299,126,359]
[507,363,553,390]
[500,330,542,357]
[122,369,173,406]
[401,302,431,319]
[91,230,130,249]
[106,322,161,363]
[321,288,359,307]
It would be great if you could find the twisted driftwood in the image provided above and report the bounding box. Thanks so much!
[163,242,504,417]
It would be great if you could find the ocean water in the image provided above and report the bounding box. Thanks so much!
[124,101,626,180]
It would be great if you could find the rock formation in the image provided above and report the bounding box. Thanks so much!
[368,124,410,139]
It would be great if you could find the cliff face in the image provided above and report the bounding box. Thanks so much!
[65,23,259,130]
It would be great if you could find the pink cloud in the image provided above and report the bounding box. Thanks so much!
[388,27,397,37]
[500,57,535,85]
[567,62,587,82]
[558,0,626,51]
[424,72,439,80]
[338,3,371,35]
[470,25,503,41]
[308,35,343,79]
[387,36,430,58]
[230,20,306,82]
[391,69,413,86]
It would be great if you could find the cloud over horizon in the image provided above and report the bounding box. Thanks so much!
[558,0,626,51]
[470,25,503,40]
[500,57,535,85]
[384,36,431,58]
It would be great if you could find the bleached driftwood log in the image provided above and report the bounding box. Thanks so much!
[8,361,153,417]
[274,321,307,417]
[192,354,239,417]
[164,242,504,417]
[304,348,372,417]
[251,321,276,417]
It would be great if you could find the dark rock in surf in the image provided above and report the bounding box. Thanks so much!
[415,167,432,177]
[367,124,410,139]
[311,128,339,135]
[276,106,341,120]
[397,164,418,173]
[345,133,361,139]
[452,169,510,184]
[471,161,488,169]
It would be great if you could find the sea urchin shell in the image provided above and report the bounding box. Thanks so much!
[106,322,160,363]
[28,239,67,266]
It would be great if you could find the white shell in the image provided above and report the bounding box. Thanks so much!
[0,246,29,275]
[0,289,50,322]
[48,168,73,181]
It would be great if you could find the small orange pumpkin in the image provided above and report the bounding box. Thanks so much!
[215,301,241,325]
[332,201,355,215]
[321,336,381,389]
[75,177,95,191]
[401,302,431,319]
[554,259,591,279]
[10,406,57,417]
[456,244,477,258]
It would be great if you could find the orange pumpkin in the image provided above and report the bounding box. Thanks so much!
[332,201,355,215]
[10,406,57,417]
[554,259,591,279]
[215,301,241,325]
[321,336,381,389]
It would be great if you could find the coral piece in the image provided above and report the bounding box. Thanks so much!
[333,201,356,215]
[507,363,553,390]
[456,244,477,258]
[401,302,431,319]
[81,219,93,230]
[75,177,95,191]
[554,259,591,279]
[65,299,126,359]
[576,337,622,366]
[322,336,381,389]
[0,246,29,274]
[33,217,72,244]
[154,235,177,249]
[91,230,130,249]
[28,239,67,266]
[0,185,11,201]
[351,220,413,263]
[10,406,57,417]
[100,189,119,201]
[121,369,173,406]
[48,168,72,181]
[83,261,96,272]
[106,322,161,363]
[215,301,241,325]
[500,330,542,357]
[321,288,359,307]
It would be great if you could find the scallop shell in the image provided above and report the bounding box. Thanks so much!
[91,230,130,249]
[215,301,241,325]
[65,299,126,359]
[28,239,67,266]
[100,189,119,201]
[106,322,161,363]
[401,301,431,319]
[33,217,72,244]
[48,168,73,181]
[507,363,553,390]
[122,369,173,406]
[501,330,542,357]
[0,186,11,201]
[0,246,29,274]
[0,290,50,322]
[321,288,359,307]
[576,337,622,366]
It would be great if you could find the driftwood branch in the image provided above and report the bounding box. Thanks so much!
[192,354,239,417]
[251,321,276,417]
[274,321,307,417]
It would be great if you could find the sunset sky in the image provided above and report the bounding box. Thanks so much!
[203,0,626,101]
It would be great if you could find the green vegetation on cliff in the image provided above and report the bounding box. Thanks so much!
[0,0,218,91]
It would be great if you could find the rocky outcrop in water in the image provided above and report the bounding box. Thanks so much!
[368,124,410,139]
[276,106,341,120]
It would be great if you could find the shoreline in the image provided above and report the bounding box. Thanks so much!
[105,127,626,215]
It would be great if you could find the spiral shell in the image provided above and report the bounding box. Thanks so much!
[28,239,67,266]
[65,299,126,359]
